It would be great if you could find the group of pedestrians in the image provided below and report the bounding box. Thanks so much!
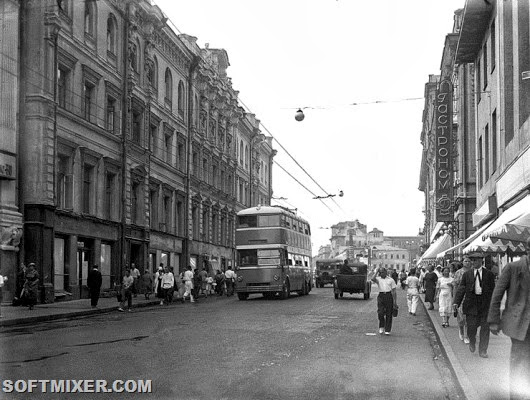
[416,237,530,400]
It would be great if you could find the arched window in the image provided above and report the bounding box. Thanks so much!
[106,14,117,54]
[164,68,172,108]
[239,141,244,165]
[84,0,96,37]
[177,81,185,117]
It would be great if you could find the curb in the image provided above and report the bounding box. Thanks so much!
[420,296,480,400]
[0,300,161,328]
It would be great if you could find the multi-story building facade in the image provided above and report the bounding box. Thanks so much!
[0,0,24,303]
[420,0,530,267]
[4,0,274,303]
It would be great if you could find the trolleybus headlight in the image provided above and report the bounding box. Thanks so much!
[273,275,279,281]
[237,276,243,282]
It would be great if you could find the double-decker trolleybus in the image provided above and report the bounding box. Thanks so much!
[235,205,312,300]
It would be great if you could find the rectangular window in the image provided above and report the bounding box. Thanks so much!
[100,243,112,289]
[177,142,185,171]
[150,189,158,230]
[492,109,497,173]
[82,164,94,214]
[212,165,218,188]
[192,152,199,177]
[483,42,488,89]
[106,97,116,133]
[57,66,69,109]
[202,209,209,242]
[485,124,490,180]
[132,110,142,144]
[212,214,218,245]
[57,155,73,209]
[165,134,172,164]
[150,124,158,156]
[131,182,139,224]
[202,158,208,183]
[221,215,226,246]
[176,199,184,236]
[83,82,94,121]
[476,58,482,103]
[491,20,496,72]
[164,195,171,232]
[105,172,115,220]
[192,206,199,240]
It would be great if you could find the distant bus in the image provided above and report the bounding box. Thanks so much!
[235,205,312,300]
[314,258,343,287]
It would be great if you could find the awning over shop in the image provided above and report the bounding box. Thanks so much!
[463,195,530,254]
[430,222,445,243]
[436,221,494,259]
[417,234,452,264]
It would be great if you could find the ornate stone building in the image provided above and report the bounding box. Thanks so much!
[0,0,24,303]
[6,0,274,303]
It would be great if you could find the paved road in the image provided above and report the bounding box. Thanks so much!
[0,286,464,400]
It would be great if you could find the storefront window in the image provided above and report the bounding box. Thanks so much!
[100,243,112,289]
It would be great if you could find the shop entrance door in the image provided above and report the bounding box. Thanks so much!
[77,244,91,298]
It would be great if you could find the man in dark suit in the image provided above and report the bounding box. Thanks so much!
[87,264,103,308]
[488,237,530,400]
[453,253,496,358]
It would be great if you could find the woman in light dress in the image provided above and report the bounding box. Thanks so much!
[452,258,470,343]
[435,266,454,327]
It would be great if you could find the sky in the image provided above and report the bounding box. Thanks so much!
[154,0,465,254]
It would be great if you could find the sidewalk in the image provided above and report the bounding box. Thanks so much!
[0,291,230,327]
[420,296,511,400]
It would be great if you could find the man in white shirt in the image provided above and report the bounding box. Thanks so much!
[369,266,398,335]
[182,265,195,303]
[130,263,140,297]
[224,266,236,297]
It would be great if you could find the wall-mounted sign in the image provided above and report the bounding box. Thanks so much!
[435,79,453,222]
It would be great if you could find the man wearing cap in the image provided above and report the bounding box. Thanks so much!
[453,253,496,358]
[488,237,530,399]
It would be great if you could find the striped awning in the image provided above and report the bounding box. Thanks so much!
[417,234,452,264]
[464,195,530,254]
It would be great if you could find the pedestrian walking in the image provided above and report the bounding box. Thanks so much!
[118,269,134,312]
[423,265,438,310]
[215,270,226,296]
[453,253,496,358]
[0,270,7,317]
[87,264,102,308]
[130,263,140,298]
[399,269,408,290]
[225,266,236,297]
[155,266,164,305]
[205,273,214,296]
[199,267,208,295]
[141,269,153,300]
[488,237,530,399]
[182,265,195,303]
[391,269,399,284]
[405,268,420,316]
[23,263,39,310]
[161,266,175,305]
[12,263,25,306]
[368,266,398,335]
[436,266,454,327]
[192,268,201,299]
[452,259,470,343]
